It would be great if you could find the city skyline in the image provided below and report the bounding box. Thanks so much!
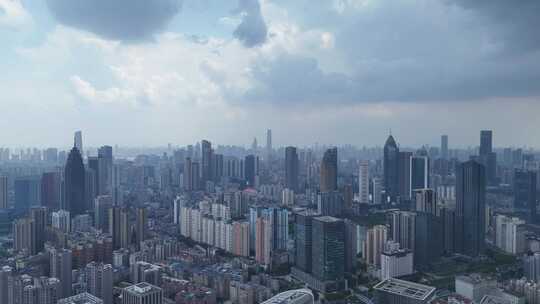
[1,1,540,147]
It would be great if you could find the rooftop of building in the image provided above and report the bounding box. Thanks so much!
[58,292,103,304]
[125,282,161,294]
[260,289,314,304]
[374,278,436,301]
[314,216,342,223]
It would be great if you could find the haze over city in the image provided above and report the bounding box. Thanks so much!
[1,1,540,304]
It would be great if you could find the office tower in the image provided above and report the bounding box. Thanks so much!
[285,146,299,191]
[456,160,486,257]
[13,218,36,255]
[14,176,41,212]
[85,262,113,304]
[320,148,338,192]
[0,266,11,304]
[362,225,388,266]
[244,155,257,187]
[95,195,112,232]
[414,212,443,268]
[266,129,272,161]
[109,207,123,249]
[98,146,113,194]
[212,153,224,182]
[74,131,83,155]
[384,135,400,202]
[30,207,47,253]
[479,130,492,155]
[120,208,130,249]
[312,216,345,282]
[374,278,436,304]
[201,140,213,185]
[414,189,436,215]
[479,130,497,185]
[183,157,193,191]
[58,293,104,304]
[260,289,314,304]
[390,211,416,251]
[494,215,526,255]
[52,209,71,233]
[344,220,359,272]
[121,283,163,304]
[50,248,73,298]
[440,207,455,255]
[135,208,147,249]
[88,157,100,194]
[410,153,430,194]
[441,135,449,159]
[359,161,370,204]
[381,246,414,280]
[294,211,316,273]
[0,176,7,209]
[317,191,343,216]
[191,161,200,190]
[372,178,382,204]
[85,168,97,212]
[41,172,61,211]
[64,147,86,216]
[514,170,537,222]
[255,217,272,265]
[397,152,412,200]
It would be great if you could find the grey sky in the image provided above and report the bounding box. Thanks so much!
[0,0,538,148]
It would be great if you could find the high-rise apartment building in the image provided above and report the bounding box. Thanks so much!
[50,248,73,298]
[85,262,113,304]
[358,161,370,205]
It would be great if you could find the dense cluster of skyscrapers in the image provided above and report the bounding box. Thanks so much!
[0,128,537,304]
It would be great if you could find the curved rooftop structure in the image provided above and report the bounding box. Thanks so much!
[261,289,314,304]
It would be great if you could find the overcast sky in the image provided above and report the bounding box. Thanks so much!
[1,0,539,149]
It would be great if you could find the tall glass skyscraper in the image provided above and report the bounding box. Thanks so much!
[311,216,345,282]
[64,147,86,216]
[285,146,299,191]
[384,135,400,202]
[456,160,486,257]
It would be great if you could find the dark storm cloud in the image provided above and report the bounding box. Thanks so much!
[447,0,540,53]
[238,0,540,104]
[233,0,267,47]
[46,0,182,41]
